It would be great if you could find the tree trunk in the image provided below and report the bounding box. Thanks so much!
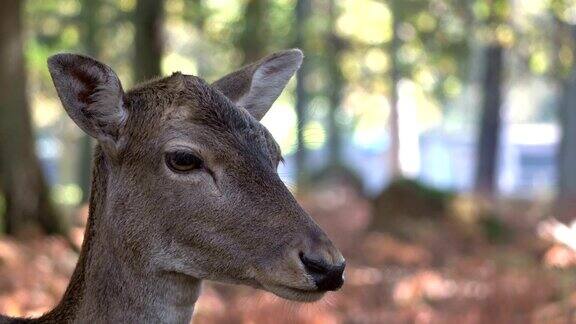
[78,0,102,204]
[388,0,401,179]
[294,0,310,188]
[185,0,206,31]
[474,44,504,195]
[237,0,268,65]
[326,0,343,169]
[556,25,576,223]
[134,0,164,83]
[0,0,64,235]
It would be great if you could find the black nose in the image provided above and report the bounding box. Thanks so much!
[299,252,345,292]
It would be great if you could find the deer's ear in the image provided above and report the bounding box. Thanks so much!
[47,54,126,149]
[212,49,303,120]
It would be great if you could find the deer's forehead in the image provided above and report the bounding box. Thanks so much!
[126,73,249,126]
[125,76,280,160]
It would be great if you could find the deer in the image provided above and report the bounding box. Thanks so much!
[0,49,345,323]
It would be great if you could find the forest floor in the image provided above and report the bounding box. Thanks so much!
[0,184,575,324]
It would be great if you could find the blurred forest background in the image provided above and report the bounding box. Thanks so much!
[2,0,576,323]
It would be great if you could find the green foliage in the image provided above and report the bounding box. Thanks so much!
[479,214,512,244]
[18,0,576,197]
[390,178,453,206]
[390,1,468,101]
[373,178,453,223]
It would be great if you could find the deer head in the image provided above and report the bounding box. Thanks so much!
[46,49,345,312]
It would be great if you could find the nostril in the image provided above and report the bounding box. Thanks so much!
[299,252,345,292]
[299,252,330,274]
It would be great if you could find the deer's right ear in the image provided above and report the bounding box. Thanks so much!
[212,49,303,121]
[47,54,126,150]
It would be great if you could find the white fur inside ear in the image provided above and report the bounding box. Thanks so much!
[48,53,127,154]
[88,83,127,155]
[90,83,127,128]
[238,49,303,120]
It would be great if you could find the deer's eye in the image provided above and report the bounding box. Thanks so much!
[165,151,203,173]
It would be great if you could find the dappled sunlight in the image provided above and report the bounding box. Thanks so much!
[337,0,391,45]
[261,101,299,155]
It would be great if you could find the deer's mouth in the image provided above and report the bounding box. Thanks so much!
[260,282,325,302]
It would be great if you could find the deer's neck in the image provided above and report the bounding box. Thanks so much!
[39,147,201,324]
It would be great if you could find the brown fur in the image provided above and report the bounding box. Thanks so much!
[0,50,344,323]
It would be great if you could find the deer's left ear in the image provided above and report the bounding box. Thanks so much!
[47,53,126,154]
[212,49,303,120]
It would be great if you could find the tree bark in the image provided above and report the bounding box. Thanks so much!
[326,0,343,169]
[388,0,401,179]
[474,44,504,195]
[237,0,268,65]
[185,0,206,31]
[78,0,102,204]
[556,25,576,223]
[134,0,164,83]
[0,0,64,235]
[294,0,310,188]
